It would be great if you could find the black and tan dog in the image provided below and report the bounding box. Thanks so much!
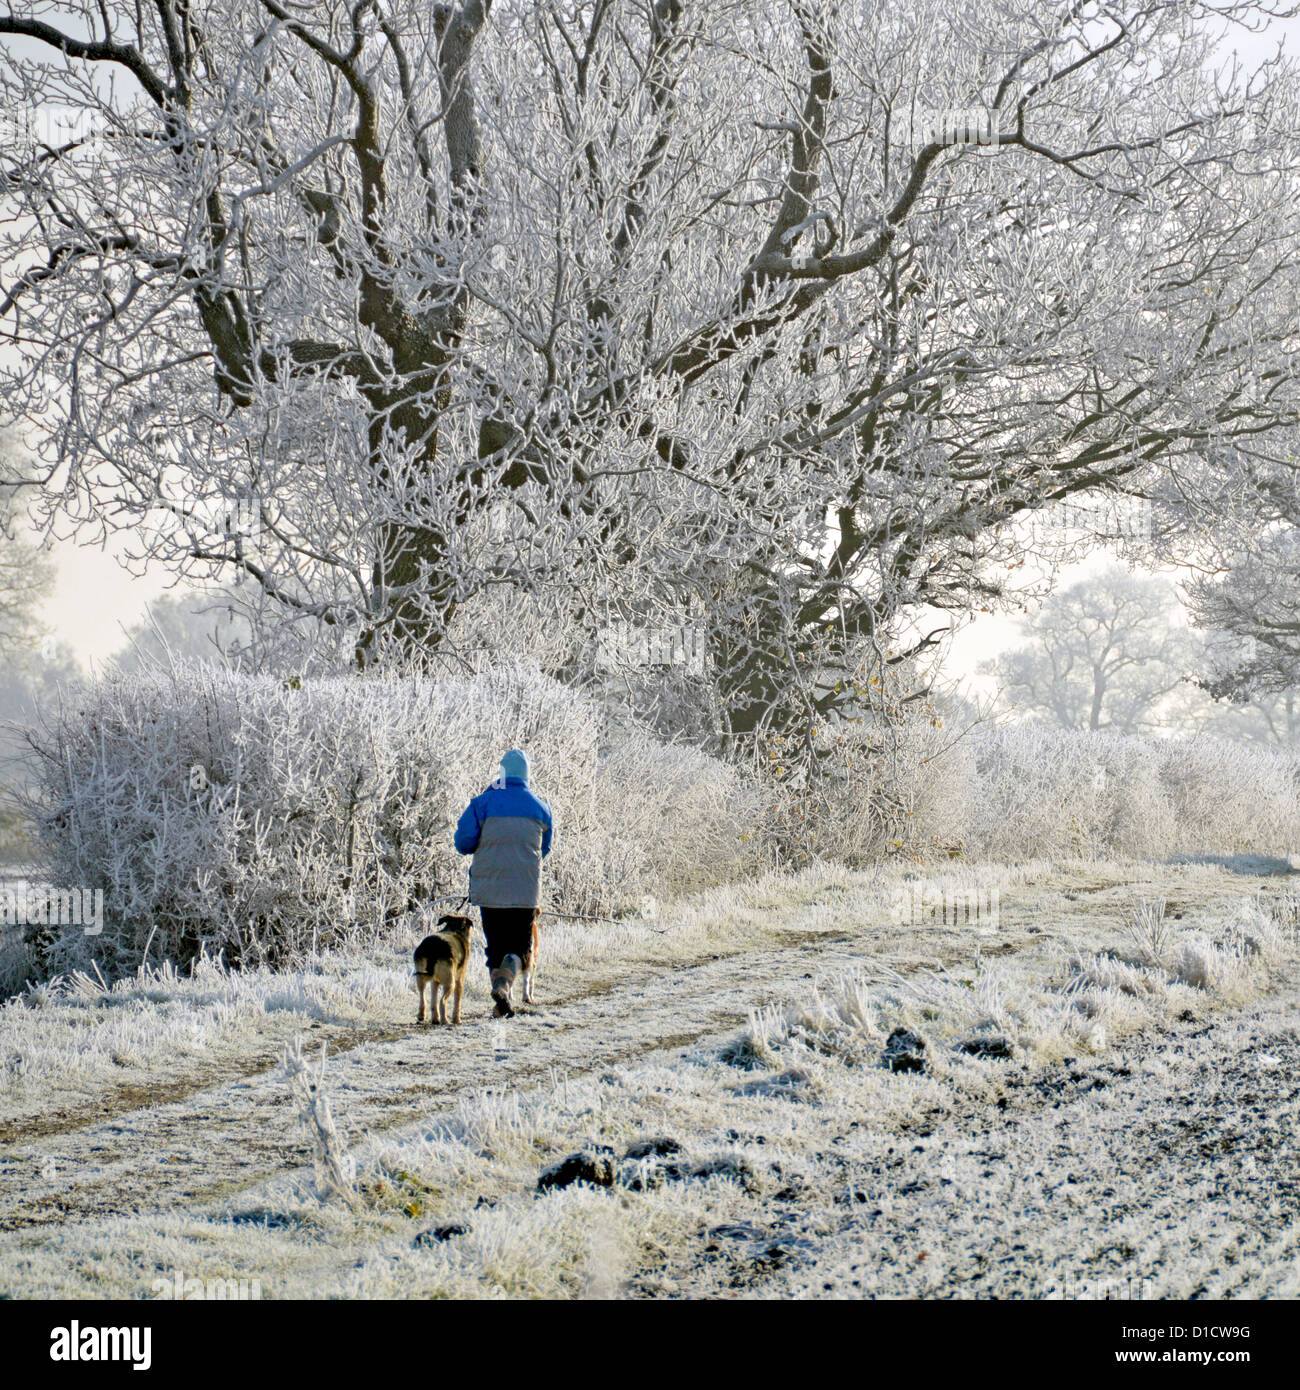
[412,914,474,1025]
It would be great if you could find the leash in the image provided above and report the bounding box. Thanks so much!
[545,907,674,934]
[541,908,625,926]
[383,892,468,923]
[403,895,667,931]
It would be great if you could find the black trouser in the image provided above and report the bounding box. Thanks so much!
[480,907,537,970]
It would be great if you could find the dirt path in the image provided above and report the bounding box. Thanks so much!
[0,861,1288,1240]
[0,929,917,1229]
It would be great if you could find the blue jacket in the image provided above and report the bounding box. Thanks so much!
[454,777,553,908]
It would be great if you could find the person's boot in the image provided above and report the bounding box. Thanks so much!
[491,956,520,1018]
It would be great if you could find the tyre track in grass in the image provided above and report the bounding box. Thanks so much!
[0,863,1284,1237]
[0,917,1020,1232]
[0,925,856,1149]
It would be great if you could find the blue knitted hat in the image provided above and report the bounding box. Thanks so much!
[500,749,529,783]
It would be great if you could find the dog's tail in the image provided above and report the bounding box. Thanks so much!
[407,971,422,994]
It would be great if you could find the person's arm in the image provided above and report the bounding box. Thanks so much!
[541,804,553,858]
[454,795,484,855]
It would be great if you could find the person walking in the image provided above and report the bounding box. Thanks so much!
[454,749,553,1016]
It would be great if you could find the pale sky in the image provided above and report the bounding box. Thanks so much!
[13,7,1300,675]
[34,518,172,673]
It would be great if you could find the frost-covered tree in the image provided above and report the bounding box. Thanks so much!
[1176,524,1300,741]
[1183,525,1300,697]
[5,1,1300,743]
[986,567,1197,733]
[0,434,68,858]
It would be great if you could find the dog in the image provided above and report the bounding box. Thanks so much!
[519,908,541,1007]
[411,914,474,1025]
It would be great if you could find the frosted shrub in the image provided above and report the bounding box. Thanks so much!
[1068,952,1160,998]
[765,714,975,866]
[746,707,1300,869]
[1093,736,1177,860]
[1157,738,1297,851]
[1226,898,1287,959]
[1166,932,1255,996]
[790,716,1300,868]
[967,725,1104,860]
[965,724,1300,862]
[593,731,761,899]
[21,660,761,977]
[1169,939,1220,991]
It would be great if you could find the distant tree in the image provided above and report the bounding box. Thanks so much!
[985,567,1197,734]
[0,431,53,653]
[0,640,80,729]
[1,639,82,862]
[1199,686,1300,747]
[0,435,76,859]
[111,590,249,673]
[110,583,361,676]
